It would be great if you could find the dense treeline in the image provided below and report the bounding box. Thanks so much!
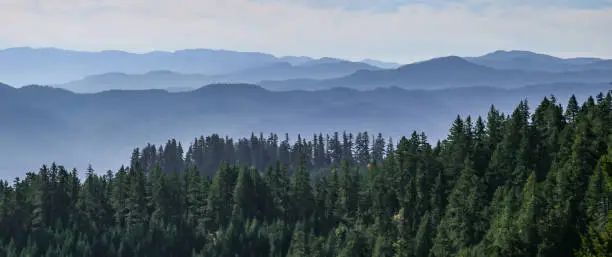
[0,92,610,257]
[136,130,387,178]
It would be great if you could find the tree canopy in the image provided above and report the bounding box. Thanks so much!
[0,91,610,257]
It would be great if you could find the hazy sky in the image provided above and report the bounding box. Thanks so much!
[1,0,611,62]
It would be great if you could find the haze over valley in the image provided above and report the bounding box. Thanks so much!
[0,45,610,177]
[1,0,612,256]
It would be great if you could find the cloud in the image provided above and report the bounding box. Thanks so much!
[254,0,612,12]
[250,0,411,12]
[0,0,611,62]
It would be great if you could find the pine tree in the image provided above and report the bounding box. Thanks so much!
[430,158,487,255]
[513,172,539,256]
[290,156,315,222]
[125,165,147,228]
[206,163,237,230]
[287,222,310,257]
[414,212,432,257]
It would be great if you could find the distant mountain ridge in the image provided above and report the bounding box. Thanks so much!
[58,52,612,93]
[59,60,382,93]
[260,55,612,91]
[465,50,610,72]
[0,47,392,86]
[1,81,609,177]
[222,59,379,81]
[2,47,611,92]
[361,59,402,69]
[60,70,211,92]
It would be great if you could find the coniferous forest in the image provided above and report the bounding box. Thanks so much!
[0,92,610,257]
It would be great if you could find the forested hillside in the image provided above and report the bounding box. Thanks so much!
[0,92,610,256]
[1,82,608,176]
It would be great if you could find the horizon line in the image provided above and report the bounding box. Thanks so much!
[1,46,606,64]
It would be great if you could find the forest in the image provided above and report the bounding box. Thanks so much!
[0,91,610,257]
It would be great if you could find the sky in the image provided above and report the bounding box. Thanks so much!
[0,0,611,63]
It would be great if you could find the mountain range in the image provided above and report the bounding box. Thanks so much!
[3,47,611,93]
[1,46,611,177]
[60,60,382,93]
[56,53,612,93]
[0,47,393,87]
[261,56,612,91]
[0,47,277,86]
[0,81,609,178]
[465,50,612,72]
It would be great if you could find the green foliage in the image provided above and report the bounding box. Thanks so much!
[0,91,610,256]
